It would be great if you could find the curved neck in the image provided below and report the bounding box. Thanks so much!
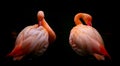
[40,19,56,44]
[74,13,92,26]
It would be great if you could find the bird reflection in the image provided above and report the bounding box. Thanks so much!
[69,13,111,61]
[7,11,56,61]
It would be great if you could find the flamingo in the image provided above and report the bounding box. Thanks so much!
[69,13,111,61]
[7,11,56,61]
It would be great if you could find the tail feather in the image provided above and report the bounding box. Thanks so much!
[99,45,111,60]
[7,45,23,57]
[6,45,25,61]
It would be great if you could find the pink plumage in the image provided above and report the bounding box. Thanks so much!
[69,13,111,61]
[7,11,56,61]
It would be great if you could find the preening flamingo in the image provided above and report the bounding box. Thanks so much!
[69,13,111,61]
[7,11,56,61]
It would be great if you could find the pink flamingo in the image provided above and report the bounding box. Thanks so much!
[69,13,111,61]
[7,11,56,61]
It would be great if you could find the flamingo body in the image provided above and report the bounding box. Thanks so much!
[9,25,49,60]
[69,13,111,61]
[7,11,56,60]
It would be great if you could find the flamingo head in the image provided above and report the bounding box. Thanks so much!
[83,13,92,26]
[37,11,45,21]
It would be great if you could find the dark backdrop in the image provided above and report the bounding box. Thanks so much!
[0,0,112,65]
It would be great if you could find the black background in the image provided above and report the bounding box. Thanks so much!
[0,0,112,65]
